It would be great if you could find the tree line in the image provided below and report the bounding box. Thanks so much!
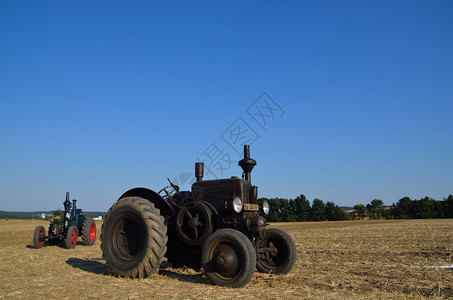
[259,194,453,222]
[258,195,348,222]
[373,195,453,219]
[2,194,452,221]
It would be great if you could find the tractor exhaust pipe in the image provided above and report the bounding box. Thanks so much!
[63,192,71,217]
[238,145,256,183]
[63,192,71,230]
[195,162,204,182]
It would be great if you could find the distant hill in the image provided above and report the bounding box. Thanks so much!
[0,211,106,220]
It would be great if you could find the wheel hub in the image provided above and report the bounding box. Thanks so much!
[213,244,239,276]
[90,224,96,241]
[111,215,144,263]
[267,242,278,256]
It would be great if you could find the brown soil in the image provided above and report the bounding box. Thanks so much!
[0,219,452,299]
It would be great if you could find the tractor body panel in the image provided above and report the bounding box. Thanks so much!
[192,178,252,212]
[191,178,265,238]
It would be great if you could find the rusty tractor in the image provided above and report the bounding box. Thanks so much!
[100,145,296,287]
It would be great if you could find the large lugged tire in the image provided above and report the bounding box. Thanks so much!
[256,228,297,274]
[33,225,46,249]
[81,219,97,246]
[101,197,168,278]
[201,228,256,288]
[65,225,78,249]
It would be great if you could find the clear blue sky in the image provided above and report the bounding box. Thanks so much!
[1,1,452,211]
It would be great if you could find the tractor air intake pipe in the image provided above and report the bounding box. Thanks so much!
[195,162,204,182]
[72,199,77,218]
[238,145,256,183]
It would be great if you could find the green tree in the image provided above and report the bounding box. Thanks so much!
[414,197,435,219]
[393,197,413,218]
[294,194,310,221]
[353,204,366,218]
[334,205,348,220]
[286,199,298,222]
[310,198,326,221]
[325,201,336,221]
[443,195,453,218]
[325,201,348,221]
[434,200,444,218]
[278,198,296,222]
[367,199,384,219]
[278,198,289,221]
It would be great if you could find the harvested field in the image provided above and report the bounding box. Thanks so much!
[0,219,452,299]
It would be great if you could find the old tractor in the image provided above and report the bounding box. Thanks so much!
[33,192,97,249]
[101,145,296,288]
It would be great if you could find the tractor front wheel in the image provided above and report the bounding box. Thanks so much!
[82,219,96,246]
[65,226,78,249]
[201,228,256,288]
[256,228,297,274]
[33,225,46,249]
[101,197,167,278]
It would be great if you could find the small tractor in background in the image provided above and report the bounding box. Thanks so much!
[33,192,97,249]
[101,145,297,288]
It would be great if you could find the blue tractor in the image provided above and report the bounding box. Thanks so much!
[33,192,96,249]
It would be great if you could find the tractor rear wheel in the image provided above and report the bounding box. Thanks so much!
[65,226,78,249]
[81,219,97,246]
[201,228,256,288]
[256,228,297,274]
[33,225,46,249]
[101,197,167,278]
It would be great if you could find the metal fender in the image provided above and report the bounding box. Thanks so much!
[119,187,174,219]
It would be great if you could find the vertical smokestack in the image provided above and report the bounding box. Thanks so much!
[238,145,256,182]
[63,192,71,216]
[63,192,71,229]
[195,162,204,182]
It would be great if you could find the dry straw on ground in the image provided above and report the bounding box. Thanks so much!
[0,219,451,299]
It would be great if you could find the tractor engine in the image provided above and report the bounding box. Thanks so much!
[191,168,267,239]
[49,210,64,235]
